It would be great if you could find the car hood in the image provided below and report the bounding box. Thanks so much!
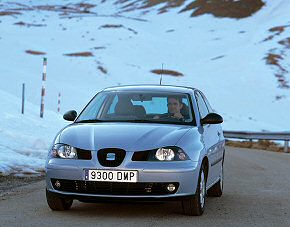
[58,122,192,151]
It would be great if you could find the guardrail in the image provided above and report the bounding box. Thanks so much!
[223,131,290,153]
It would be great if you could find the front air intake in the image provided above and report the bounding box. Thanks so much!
[97,148,126,167]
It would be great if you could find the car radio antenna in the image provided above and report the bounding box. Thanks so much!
[160,63,163,85]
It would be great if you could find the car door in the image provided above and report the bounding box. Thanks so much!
[201,92,224,166]
[194,91,220,185]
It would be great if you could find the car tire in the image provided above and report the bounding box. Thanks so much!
[207,161,223,197]
[46,189,73,211]
[181,165,206,216]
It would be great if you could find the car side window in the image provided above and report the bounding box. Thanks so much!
[200,92,213,113]
[195,92,209,119]
[108,95,118,114]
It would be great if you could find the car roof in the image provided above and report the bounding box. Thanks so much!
[101,84,197,93]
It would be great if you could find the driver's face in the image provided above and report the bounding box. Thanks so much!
[167,98,183,114]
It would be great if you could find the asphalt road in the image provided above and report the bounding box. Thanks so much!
[0,146,289,227]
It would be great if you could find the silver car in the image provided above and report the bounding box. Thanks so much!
[45,85,225,216]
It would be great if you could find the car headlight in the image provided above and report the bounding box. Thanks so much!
[154,147,189,161]
[51,144,77,159]
[155,148,175,161]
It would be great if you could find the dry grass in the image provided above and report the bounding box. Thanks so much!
[226,140,286,153]
[99,24,123,29]
[33,4,96,15]
[180,0,265,18]
[118,0,185,14]
[99,24,138,34]
[93,46,106,50]
[264,53,289,89]
[14,21,46,27]
[0,2,96,18]
[151,69,184,77]
[117,0,264,18]
[2,1,265,19]
[25,50,46,55]
[265,53,283,66]
[263,24,290,89]
[278,37,290,48]
[269,25,289,34]
[75,3,95,10]
[275,95,286,100]
[64,52,94,57]
[0,11,21,16]
[263,25,290,41]
[98,66,108,74]
[211,55,225,61]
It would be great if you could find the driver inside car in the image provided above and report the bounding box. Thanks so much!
[153,96,185,121]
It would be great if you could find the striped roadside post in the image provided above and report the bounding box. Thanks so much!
[40,57,47,118]
[57,92,61,113]
[21,83,25,114]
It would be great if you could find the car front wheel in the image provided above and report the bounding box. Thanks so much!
[46,189,73,211]
[181,165,206,216]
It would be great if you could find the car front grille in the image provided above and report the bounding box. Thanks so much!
[97,148,126,167]
[76,148,92,160]
[51,179,179,195]
[132,150,150,161]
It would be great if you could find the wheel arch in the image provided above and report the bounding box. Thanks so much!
[201,156,209,183]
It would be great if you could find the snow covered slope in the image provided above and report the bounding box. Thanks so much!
[0,89,65,175]
[0,0,289,174]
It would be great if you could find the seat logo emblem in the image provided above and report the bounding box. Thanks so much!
[106,153,116,161]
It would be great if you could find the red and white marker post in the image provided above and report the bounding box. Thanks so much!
[40,57,47,118]
[57,92,61,113]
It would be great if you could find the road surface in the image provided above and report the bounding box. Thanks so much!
[0,146,289,226]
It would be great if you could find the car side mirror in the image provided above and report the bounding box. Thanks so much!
[63,110,77,121]
[200,113,223,125]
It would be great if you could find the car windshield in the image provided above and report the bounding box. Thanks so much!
[76,91,196,125]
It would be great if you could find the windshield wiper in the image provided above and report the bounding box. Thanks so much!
[126,119,184,124]
[125,119,155,123]
[127,119,190,125]
[76,119,104,123]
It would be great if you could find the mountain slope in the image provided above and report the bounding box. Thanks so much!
[0,0,289,130]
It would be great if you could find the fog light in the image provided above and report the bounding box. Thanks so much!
[166,184,176,192]
[55,180,61,188]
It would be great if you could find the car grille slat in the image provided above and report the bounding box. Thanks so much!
[51,179,179,195]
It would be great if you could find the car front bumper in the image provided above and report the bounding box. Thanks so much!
[45,158,200,201]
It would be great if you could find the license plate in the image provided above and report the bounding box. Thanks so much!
[84,169,138,183]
